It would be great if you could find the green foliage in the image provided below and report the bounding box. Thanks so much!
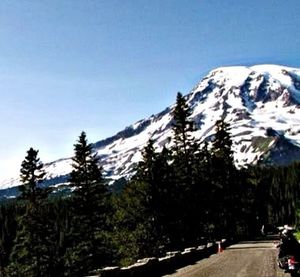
[8,206,56,277]
[110,180,154,266]
[294,230,300,241]
[110,140,169,265]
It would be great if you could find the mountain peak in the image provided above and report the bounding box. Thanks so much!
[2,64,300,194]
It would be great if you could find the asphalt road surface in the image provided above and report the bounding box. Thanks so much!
[164,240,291,277]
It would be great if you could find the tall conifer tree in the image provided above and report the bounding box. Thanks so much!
[64,132,108,276]
[209,119,240,237]
[170,92,200,246]
[171,92,197,174]
[111,140,164,265]
[19,148,47,203]
[8,148,54,277]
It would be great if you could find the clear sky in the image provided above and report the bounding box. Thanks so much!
[0,0,300,180]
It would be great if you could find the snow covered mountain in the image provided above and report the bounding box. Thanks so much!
[2,64,300,196]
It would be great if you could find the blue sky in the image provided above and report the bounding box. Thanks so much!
[0,0,300,179]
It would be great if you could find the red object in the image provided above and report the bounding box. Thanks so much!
[288,256,296,270]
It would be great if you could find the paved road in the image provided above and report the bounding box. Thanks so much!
[163,241,290,277]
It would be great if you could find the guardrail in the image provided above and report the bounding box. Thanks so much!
[86,239,230,277]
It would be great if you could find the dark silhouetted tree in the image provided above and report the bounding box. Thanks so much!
[7,148,55,277]
[64,132,108,277]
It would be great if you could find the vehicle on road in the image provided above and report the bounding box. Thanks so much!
[277,225,300,277]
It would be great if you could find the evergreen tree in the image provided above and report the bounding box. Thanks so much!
[284,163,299,224]
[136,140,174,253]
[192,140,213,238]
[19,148,47,203]
[151,146,175,247]
[111,178,157,266]
[267,165,299,225]
[211,120,234,163]
[0,203,18,276]
[64,131,108,276]
[7,148,55,277]
[111,140,165,265]
[209,119,241,237]
[170,92,200,246]
[171,92,197,177]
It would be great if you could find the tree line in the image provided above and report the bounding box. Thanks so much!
[0,92,299,276]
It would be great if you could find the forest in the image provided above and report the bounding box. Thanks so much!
[0,92,299,277]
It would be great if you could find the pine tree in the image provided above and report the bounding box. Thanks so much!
[171,92,197,176]
[136,139,156,182]
[0,203,18,276]
[7,148,55,277]
[192,140,213,238]
[211,120,234,163]
[152,146,182,249]
[19,148,47,204]
[209,119,240,237]
[136,140,171,253]
[64,131,108,276]
[111,178,156,266]
[170,92,200,246]
[111,140,164,265]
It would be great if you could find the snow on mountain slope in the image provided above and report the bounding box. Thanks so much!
[2,64,300,191]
